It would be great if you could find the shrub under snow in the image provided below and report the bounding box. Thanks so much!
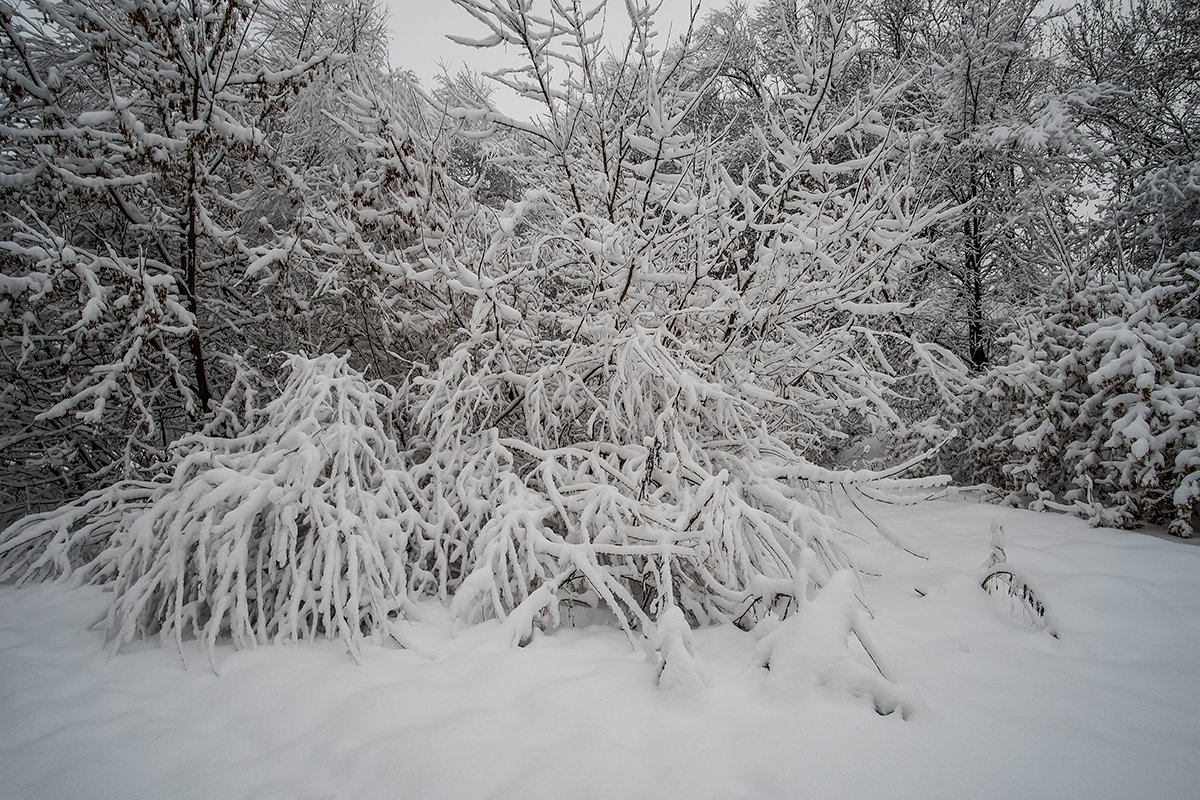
[0,348,941,710]
[414,327,949,647]
[966,259,1200,536]
[0,354,422,662]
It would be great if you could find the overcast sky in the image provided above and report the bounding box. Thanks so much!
[384,0,713,88]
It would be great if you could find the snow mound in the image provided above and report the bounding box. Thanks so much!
[754,571,922,718]
[654,605,708,694]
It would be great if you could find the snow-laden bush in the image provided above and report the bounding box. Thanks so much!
[967,259,1200,535]
[1,341,945,696]
[0,354,423,660]
[414,325,949,652]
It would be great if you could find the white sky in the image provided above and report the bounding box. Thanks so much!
[384,0,713,88]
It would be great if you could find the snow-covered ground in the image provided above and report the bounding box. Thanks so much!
[2,498,1198,800]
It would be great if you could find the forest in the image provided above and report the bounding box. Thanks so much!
[0,0,1197,701]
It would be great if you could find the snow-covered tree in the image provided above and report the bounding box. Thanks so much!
[897,0,1081,369]
[0,0,344,520]
[0,0,448,522]
[279,69,473,379]
[1064,0,1200,272]
[967,260,1200,536]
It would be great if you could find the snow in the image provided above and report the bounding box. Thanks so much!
[3,498,1199,800]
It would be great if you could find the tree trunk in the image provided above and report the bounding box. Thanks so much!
[964,212,988,371]
[184,88,211,413]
